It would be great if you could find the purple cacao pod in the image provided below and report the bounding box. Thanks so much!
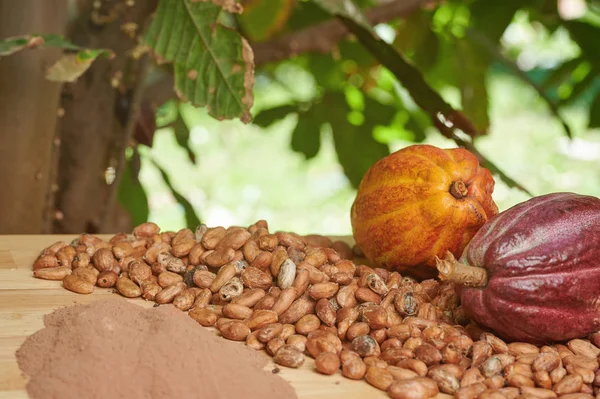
[436,192,600,344]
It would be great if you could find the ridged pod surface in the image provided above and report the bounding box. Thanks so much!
[351,144,498,279]
[437,192,600,344]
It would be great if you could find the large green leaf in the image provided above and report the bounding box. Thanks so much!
[325,92,389,188]
[252,104,298,127]
[590,92,600,129]
[291,107,323,159]
[238,0,294,41]
[144,0,254,123]
[154,161,202,229]
[118,150,150,226]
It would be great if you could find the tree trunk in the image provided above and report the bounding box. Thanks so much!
[52,0,157,234]
[0,0,68,234]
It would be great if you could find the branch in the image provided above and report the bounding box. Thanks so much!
[432,116,533,196]
[452,133,533,197]
[141,0,432,107]
[253,0,433,66]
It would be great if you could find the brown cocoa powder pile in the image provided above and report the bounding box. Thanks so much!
[16,298,298,399]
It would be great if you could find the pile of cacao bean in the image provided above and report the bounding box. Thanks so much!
[32,221,600,399]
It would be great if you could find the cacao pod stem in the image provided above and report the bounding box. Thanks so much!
[435,251,488,288]
[449,181,468,199]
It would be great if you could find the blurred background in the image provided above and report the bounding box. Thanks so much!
[0,0,598,236]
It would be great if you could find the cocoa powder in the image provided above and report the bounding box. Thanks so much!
[15,298,297,399]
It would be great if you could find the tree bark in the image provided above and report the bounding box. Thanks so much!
[0,0,68,234]
[53,0,156,234]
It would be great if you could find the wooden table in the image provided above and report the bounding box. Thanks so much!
[0,235,451,399]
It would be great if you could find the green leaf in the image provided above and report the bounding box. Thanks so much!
[557,65,596,106]
[540,57,583,91]
[155,162,201,229]
[456,39,489,134]
[394,11,428,54]
[172,111,196,164]
[394,11,439,71]
[238,0,294,41]
[564,20,600,71]
[46,49,109,82]
[291,107,323,159]
[155,99,180,128]
[284,1,332,31]
[0,33,112,82]
[253,104,298,127]
[325,92,389,187]
[307,53,345,89]
[338,39,376,67]
[0,33,83,56]
[118,150,150,226]
[469,0,523,44]
[365,99,409,143]
[405,112,429,142]
[144,0,255,123]
[0,36,31,55]
[453,0,519,130]
[362,96,397,127]
[360,95,400,142]
[412,28,439,72]
[589,91,600,129]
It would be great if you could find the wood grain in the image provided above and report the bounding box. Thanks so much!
[0,235,450,399]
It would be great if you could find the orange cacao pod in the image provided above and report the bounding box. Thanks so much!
[350,144,498,279]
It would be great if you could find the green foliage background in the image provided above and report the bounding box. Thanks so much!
[4,0,597,234]
[131,0,600,234]
[139,0,600,234]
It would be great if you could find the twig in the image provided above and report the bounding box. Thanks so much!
[449,132,533,196]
